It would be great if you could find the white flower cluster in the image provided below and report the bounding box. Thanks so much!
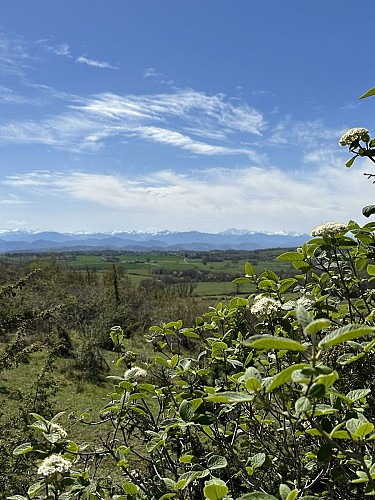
[310,222,347,237]
[124,366,147,381]
[250,295,281,316]
[339,127,369,146]
[49,423,67,438]
[296,296,314,310]
[37,454,72,477]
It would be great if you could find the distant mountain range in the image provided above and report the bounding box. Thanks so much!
[0,229,309,253]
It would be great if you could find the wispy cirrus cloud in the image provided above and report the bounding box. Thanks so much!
[135,125,259,158]
[0,33,32,75]
[37,40,71,57]
[76,56,118,69]
[269,117,342,148]
[0,88,267,158]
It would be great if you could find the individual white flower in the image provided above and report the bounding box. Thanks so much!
[296,296,314,310]
[49,423,67,438]
[339,127,369,146]
[250,294,281,315]
[37,454,72,476]
[310,222,347,237]
[124,366,147,381]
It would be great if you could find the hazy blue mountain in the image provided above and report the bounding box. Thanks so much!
[0,229,309,252]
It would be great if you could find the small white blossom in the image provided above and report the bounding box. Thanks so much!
[49,423,67,438]
[339,127,369,146]
[250,295,281,316]
[124,366,147,381]
[37,454,72,476]
[296,296,314,309]
[310,222,347,237]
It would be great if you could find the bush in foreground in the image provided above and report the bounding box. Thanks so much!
[9,89,375,499]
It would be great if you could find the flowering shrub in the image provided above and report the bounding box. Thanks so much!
[309,222,347,237]
[250,294,281,315]
[338,127,369,147]
[37,454,72,477]
[8,90,375,499]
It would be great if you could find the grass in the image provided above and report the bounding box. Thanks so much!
[62,250,293,275]
[0,340,148,442]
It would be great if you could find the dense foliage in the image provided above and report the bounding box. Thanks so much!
[5,89,375,499]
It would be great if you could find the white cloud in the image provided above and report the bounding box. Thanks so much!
[135,125,258,158]
[50,43,71,57]
[269,118,342,148]
[0,33,32,75]
[4,162,374,233]
[38,40,71,57]
[0,88,267,156]
[76,56,118,69]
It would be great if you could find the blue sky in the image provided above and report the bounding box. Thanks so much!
[1,0,375,234]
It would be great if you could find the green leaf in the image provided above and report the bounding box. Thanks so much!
[211,341,228,351]
[345,157,356,168]
[205,391,255,403]
[295,396,311,416]
[304,318,331,335]
[359,87,375,99]
[243,366,262,391]
[337,352,365,365]
[13,442,33,456]
[330,430,351,439]
[351,471,369,483]
[264,269,279,281]
[176,470,209,490]
[122,482,139,495]
[170,354,179,368]
[27,481,44,498]
[279,484,291,500]
[245,335,306,352]
[368,264,375,276]
[179,400,194,422]
[266,363,309,393]
[346,418,374,438]
[258,279,277,290]
[315,370,338,389]
[286,490,299,500]
[279,278,297,294]
[346,389,371,402]
[309,384,326,398]
[207,455,227,470]
[296,305,312,330]
[233,277,252,284]
[277,251,304,261]
[362,205,375,218]
[318,324,373,349]
[203,479,228,500]
[7,497,28,500]
[250,452,266,468]
[245,261,256,276]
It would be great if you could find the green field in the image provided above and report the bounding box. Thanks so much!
[58,249,294,297]
[2,248,295,299]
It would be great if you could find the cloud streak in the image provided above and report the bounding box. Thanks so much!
[0,88,267,158]
[76,56,118,69]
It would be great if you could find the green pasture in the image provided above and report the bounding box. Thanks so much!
[63,249,293,275]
